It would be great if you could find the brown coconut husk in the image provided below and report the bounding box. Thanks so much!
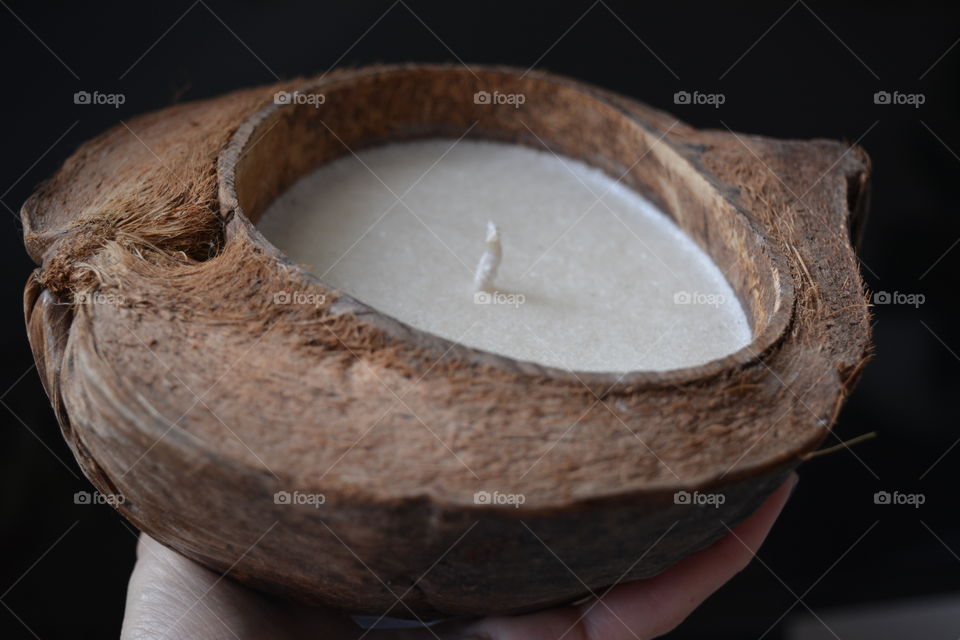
[21,64,871,618]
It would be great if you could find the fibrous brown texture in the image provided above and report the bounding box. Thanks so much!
[22,65,871,618]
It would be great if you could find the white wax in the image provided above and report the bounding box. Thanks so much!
[257,139,751,372]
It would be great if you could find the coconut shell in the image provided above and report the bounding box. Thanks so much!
[21,64,871,618]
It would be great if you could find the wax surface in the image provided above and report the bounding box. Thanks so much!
[257,139,751,372]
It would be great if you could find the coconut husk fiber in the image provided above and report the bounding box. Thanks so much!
[21,64,871,618]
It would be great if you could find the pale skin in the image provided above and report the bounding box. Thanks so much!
[122,474,797,640]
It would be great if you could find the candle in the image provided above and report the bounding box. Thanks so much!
[257,139,751,372]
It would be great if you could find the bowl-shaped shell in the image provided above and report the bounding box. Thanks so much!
[22,65,871,618]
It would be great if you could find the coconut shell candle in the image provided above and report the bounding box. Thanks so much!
[256,138,753,372]
[21,64,871,618]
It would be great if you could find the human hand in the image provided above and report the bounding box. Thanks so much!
[122,473,796,639]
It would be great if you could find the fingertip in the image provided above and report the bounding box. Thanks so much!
[134,533,154,560]
[726,470,799,556]
[568,471,800,639]
[788,471,800,495]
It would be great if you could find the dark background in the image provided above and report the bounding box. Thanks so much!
[1,1,958,638]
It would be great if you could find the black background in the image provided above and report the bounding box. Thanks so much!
[1,1,958,638]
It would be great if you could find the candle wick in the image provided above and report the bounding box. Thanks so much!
[473,221,501,293]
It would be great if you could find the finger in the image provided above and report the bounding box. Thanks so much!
[574,473,798,639]
[449,473,797,640]
[122,534,357,639]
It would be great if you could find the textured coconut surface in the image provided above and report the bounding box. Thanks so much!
[21,65,871,617]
